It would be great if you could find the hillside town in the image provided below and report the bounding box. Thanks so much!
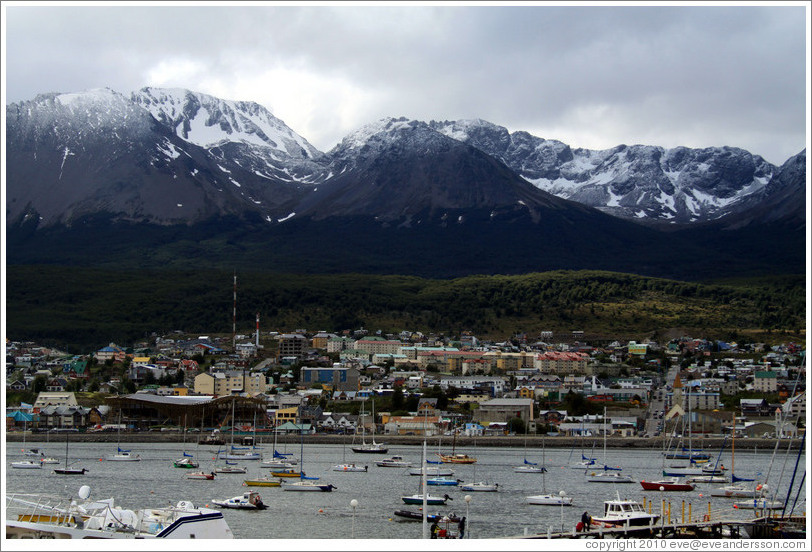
[5,328,806,441]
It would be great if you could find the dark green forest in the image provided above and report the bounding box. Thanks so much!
[6,265,806,353]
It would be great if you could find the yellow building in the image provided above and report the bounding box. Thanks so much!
[275,407,299,425]
[193,371,266,396]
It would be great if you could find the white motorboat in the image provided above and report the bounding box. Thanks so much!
[460,481,499,492]
[283,481,337,492]
[527,493,574,506]
[39,456,60,465]
[591,495,660,527]
[6,485,234,539]
[211,491,267,510]
[376,455,411,468]
[11,460,42,469]
[107,450,141,461]
[332,463,368,472]
[587,471,634,483]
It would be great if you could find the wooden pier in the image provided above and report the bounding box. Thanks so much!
[510,515,806,540]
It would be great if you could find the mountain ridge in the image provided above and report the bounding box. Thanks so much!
[5,87,806,281]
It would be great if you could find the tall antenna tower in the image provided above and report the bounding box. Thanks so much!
[256,312,260,348]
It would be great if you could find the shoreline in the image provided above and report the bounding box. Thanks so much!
[4,433,798,450]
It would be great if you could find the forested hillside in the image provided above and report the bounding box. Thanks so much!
[6,266,805,353]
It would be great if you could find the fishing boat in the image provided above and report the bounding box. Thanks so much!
[53,432,88,475]
[590,494,660,528]
[401,493,452,505]
[640,477,695,492]
[211,490,267,510]
[6,485,234,538]
[11,460,42,470]
[376,455,411,468]
[351,399,388,454]
[427,477,461,486]
[243,476,282,487]
[186,471,216,480]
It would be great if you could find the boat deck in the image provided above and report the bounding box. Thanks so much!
[508,515,805,539]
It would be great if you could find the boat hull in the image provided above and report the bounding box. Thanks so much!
[401,495,448,505]
[527,494,574,505]
[53,468,88,475]
[640,480,695,492]
[460,483,498,492]
[283,483,335,492]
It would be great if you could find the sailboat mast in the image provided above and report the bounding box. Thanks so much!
[421,439,428,538]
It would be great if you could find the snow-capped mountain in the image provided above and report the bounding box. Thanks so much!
[293,117,572,223]
[430,119,778,224]
[5,87,805,279]
[5,87,320,227]
[131,87,326,184]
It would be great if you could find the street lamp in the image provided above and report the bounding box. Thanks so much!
[464,494,471,539]
[350,499,358,538]
[559,490,567,533]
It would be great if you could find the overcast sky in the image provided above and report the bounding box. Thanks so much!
[2,2,808,165]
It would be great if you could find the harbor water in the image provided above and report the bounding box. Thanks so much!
[5,440,806,539]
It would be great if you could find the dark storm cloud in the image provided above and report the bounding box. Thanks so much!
[2,3,807,164]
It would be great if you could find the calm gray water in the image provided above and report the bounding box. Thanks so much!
[5,440,806,539]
